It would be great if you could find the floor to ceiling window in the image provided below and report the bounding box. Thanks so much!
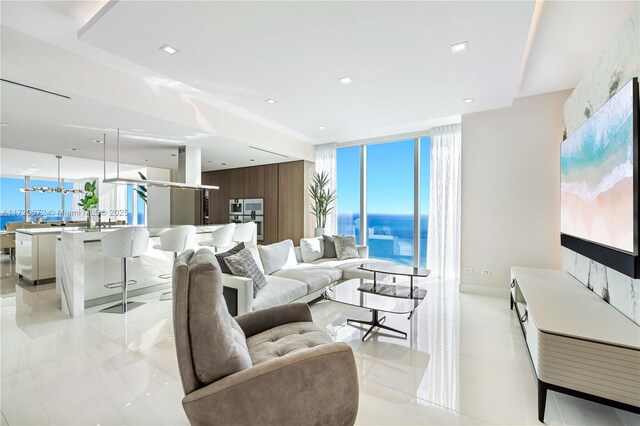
[336,136,431,267]
[367,139,415,265]
[0,177,25,229]
[336,146,361,241]
[419,137,431,268]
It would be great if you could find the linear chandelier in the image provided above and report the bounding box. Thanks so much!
[19,155,86,194]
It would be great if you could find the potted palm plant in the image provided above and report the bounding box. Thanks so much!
[308,171,336,237]
[77,180,99,227]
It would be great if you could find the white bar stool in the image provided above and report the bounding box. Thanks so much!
[100,227,150,314]
[155,225,196,300]
[198,223,235,253]
[232,222,256,245]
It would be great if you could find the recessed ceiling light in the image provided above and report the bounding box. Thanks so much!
[159,44,179,55]
[171,154,177,157]
[317,126,326,130]
[451,41,468,54]
[250,159,255,162]
[338,76,353,85]
[144,159,149,162]
[463,98,475,103]
[93,139,103,144]
[0,123,8,126]
[221,163,227,166]
[70,148,79,152]
[265,99,277,104]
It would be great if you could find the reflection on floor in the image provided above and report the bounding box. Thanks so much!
[0,253,638,425]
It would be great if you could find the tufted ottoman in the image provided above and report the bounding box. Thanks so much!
[247,322,333,366]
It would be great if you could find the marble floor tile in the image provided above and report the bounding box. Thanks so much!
[0,264,637,425]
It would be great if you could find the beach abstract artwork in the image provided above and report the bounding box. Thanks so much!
[561,79,635,254]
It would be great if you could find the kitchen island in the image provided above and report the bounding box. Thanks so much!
[55,225,254,317]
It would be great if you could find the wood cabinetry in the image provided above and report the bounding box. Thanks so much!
[277,161,314,242]
[202,161,313,245]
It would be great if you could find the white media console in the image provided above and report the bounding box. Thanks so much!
[510,267,640,422]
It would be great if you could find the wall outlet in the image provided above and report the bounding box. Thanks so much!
[463,267,473,274]
[481,269,492,275]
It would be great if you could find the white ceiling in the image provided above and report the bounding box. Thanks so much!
[78,1,536,143]
[0,0,637,174]
[0,147,143,180]
[518,1,637,98]
[0,79,294,171]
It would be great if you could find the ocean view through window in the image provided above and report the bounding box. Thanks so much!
[336,137,430,266]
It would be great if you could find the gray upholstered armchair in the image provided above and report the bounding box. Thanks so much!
[172,249,359,426]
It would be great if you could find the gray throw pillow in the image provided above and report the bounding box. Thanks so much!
[333,235,359,261]
[323,234,337,258]
[225,248,268,297]
[215,242,245,274]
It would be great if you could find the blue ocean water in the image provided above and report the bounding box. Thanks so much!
[338,213,428,266]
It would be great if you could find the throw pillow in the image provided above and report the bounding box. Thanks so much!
[225,248,268,297]
[214,242,245,274]
[300,237,324,262]
[333,235,359,261]
[258,239,297,275]
[323,234,337,258]
[246,245,265,274]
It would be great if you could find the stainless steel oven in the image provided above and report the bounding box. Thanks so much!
[229,199,244,215]
[243,216,264,241]
[229,215,243,224]
[243,198,264,216]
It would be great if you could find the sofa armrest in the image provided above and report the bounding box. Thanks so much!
[235,303,312,338]
[221,274,253,316]
[182,342,359,426]
[356,245,369,259]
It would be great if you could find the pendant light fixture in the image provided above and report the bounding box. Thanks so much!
[19,155,86,194]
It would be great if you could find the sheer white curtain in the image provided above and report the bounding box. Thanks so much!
[427,124,461,279]
[315,143,338,235]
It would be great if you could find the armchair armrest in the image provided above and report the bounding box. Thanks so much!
[235,303,312,338]
[221,274,253,316]
[356,245,369,259]
[182,342,359,426]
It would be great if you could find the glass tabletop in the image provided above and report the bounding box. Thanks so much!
[358,262,431,278]
[323,279,426,314]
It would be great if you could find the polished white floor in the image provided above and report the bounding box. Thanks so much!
[1,255,638,425]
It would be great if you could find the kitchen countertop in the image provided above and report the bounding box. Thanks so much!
[15,224,225,238]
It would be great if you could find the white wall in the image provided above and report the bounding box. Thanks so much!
[145,167,171,226]
[460,90,571,296]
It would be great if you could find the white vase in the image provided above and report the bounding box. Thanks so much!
[314,227,326,237]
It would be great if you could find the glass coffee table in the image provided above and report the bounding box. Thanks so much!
[323,262,430,341]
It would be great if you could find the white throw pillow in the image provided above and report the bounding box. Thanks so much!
[247,246,265,274]
[300,237,324,263]
[258,239,298,275]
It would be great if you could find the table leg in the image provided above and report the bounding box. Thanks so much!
[347,309,407,341]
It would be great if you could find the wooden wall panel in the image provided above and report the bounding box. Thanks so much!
[228,168,245,199]
[244,166,265,198]
[263,164,279,244]
[278,161,305,243]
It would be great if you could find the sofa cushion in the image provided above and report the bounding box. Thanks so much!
[258,239,298,275]
[186,249,252,386]
[271,265,342,293]
[225,248,268,297]
[214,242,245,274]
[252,276,308,311]
[299,237,324,262]
[333,235,359,261]
[322,235,337,258]
[246,321,332,366]
[311,258,396,280]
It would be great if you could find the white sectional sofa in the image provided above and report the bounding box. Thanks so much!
[221,240,389,316]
